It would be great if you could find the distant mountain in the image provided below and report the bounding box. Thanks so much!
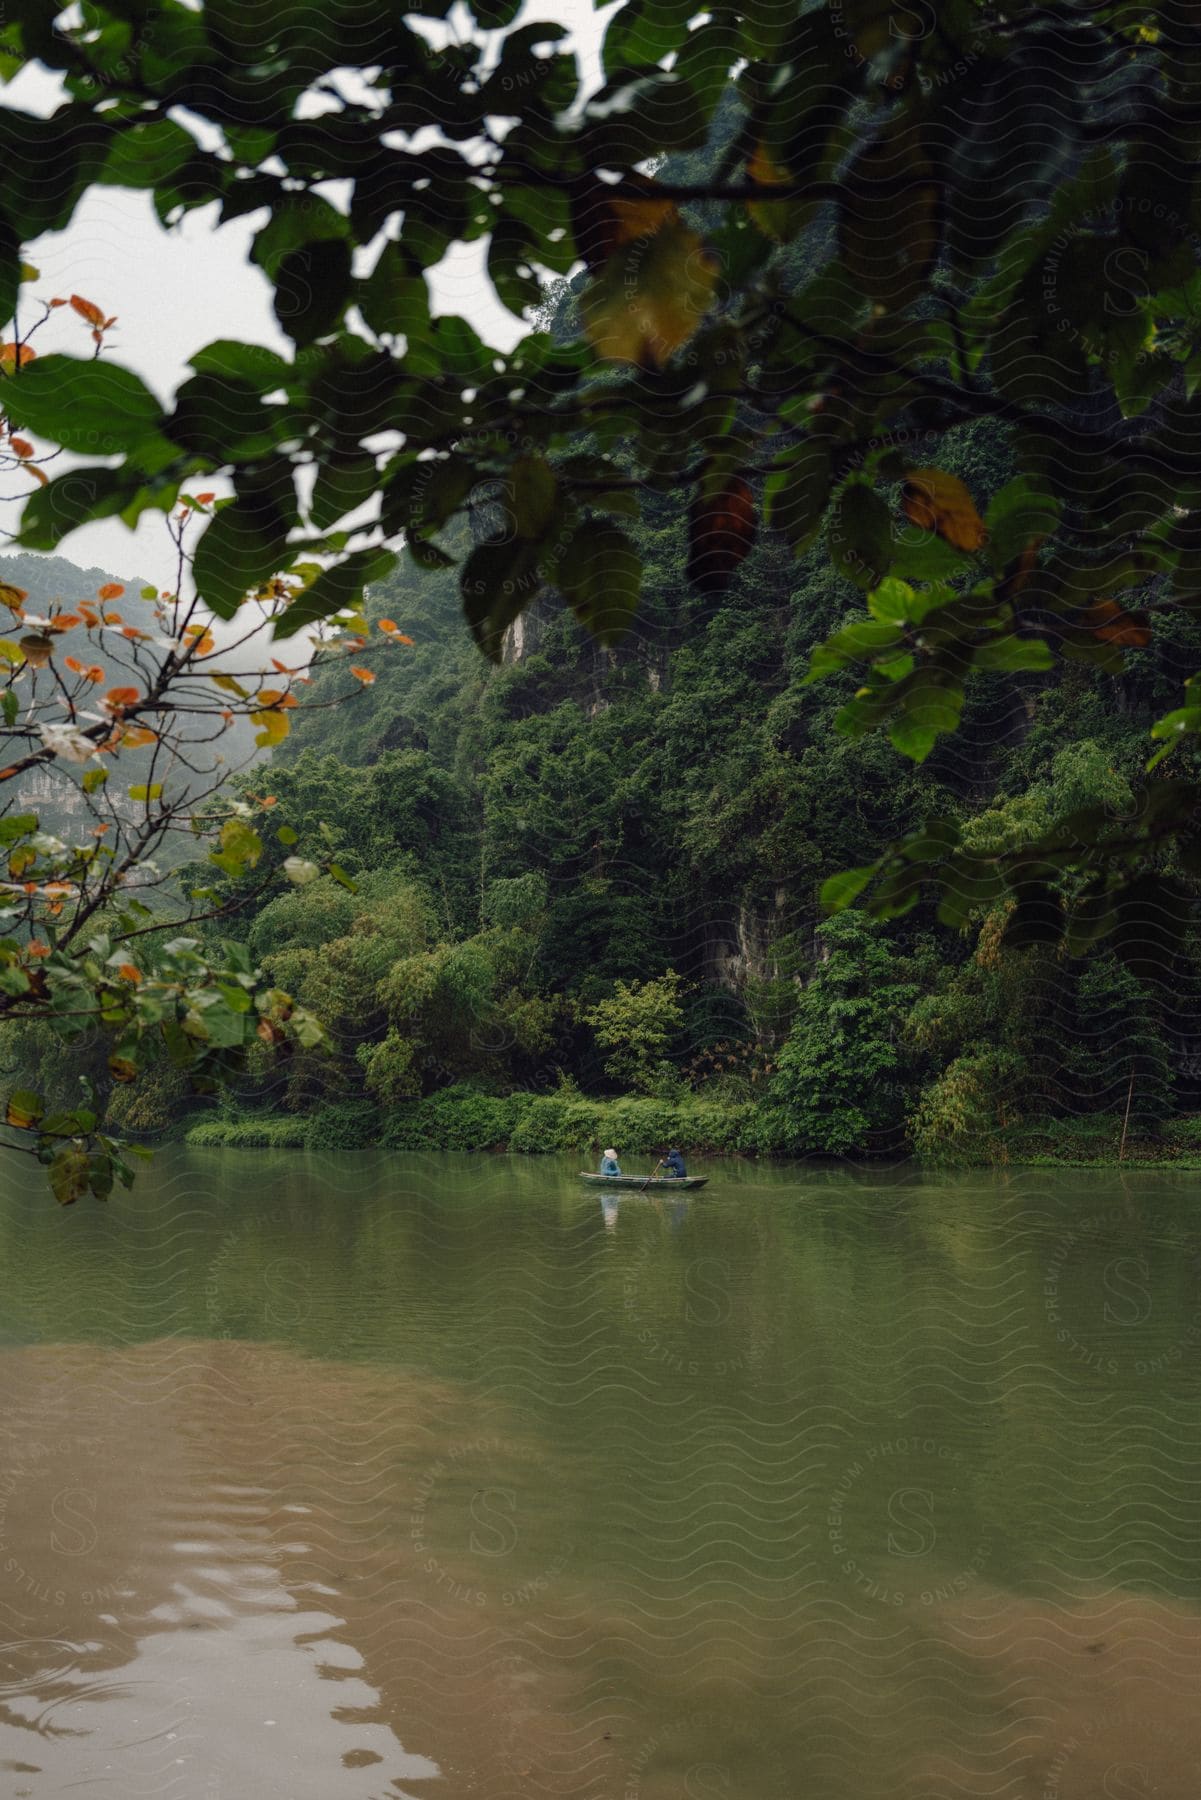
[0,551,262,845]
[0,550,157,613]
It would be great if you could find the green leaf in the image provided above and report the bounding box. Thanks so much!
[2,356,160,452]
[193,495,294,621]
[984,476,1062,572]
[167,372,276,461]
[509,456,558,538]
[210,817,263,876]
[189,340,292,387]
[274,239,353,347]
[101,119,197,191]
[0,210,18,332]
[127,783,163,802]
[867,577,915,625]
[273,547,398,639]
[829,484,892,590]
[553,519,641,646]
[672,18,742,118]
[806,620,904,681]
[765,440,830,554]
[17,467,136,551]
[6,1087,43,1128]
[311,453,379,531]
[820,865,875,914]
[87,1153,114,1201]
[49,1146,90,1207]
[276,824,299,846]
[461,538,543,662]
[466,0,521,25]
[972,634,1053,673]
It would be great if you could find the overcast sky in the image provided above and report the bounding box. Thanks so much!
[3,1,607,589]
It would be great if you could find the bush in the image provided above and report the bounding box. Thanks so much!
[508,1092,753,1155]
[181,1088,757,1157]
[763,914,918,1155]
[508,1093,603,1153]
[185,1115,310,1149]
[909,1049,1029,1165]
[1165,1115,1201,1150]
[381,1084,519,1151]
[582,972,686,1094]
[306,1098,382,1150]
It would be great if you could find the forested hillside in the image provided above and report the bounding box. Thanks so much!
[87,469,1199,1166]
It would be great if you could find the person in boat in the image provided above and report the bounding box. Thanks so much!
[662,1148,687,1180]
[599,1147,622,1177]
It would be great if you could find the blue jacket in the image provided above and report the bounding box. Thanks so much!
[663,1151,687,1178]
[600,1155,621,1176]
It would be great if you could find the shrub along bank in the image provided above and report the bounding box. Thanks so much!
[180,1088,1201,1168]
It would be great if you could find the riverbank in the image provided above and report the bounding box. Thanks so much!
[172,1085,1201,1169]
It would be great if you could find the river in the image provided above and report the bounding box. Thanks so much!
[0,1150,1200,1797]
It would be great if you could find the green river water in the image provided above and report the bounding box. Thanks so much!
[1,1150,1200,1798]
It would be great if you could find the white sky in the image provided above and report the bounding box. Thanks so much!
[2,0,609,588]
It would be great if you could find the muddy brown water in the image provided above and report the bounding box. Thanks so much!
[1,1150,1200,1797]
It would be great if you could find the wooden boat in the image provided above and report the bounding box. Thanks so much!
[580,1172,708,1190]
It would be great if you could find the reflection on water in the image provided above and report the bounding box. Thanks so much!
[1,1151,1200,1796]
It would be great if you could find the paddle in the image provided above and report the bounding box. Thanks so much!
[639,1159,665,1193]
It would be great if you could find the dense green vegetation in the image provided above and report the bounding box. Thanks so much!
[52,467,1195,1168]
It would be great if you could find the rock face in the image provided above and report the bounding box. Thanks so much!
[708,892,804,997]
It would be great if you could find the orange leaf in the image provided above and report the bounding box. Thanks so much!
[85,664,105,683]
[745,144,806,243]
[9,436,32,458]
[581,219,717,369]
[395,634,415,645]
[70,295,106,327]
[997,536,1047,608]
[64,655,85,673]
[119,726,157,747]
[571,174,678,274]
[121,626,149,641]
[349,665,376,684]
[26,941,49,958]
[102,610,123,624]
[48,614,80,633]
[1081,598,1153,648]
[378,618,397,633]
[104,685,141,710]
[0,584,27,612]
[686,476,757,595]
[97,582,125,600]
[194,491,216,504]
[901,469,988,553]
[0,342,36,370]
[116,963,142,983]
